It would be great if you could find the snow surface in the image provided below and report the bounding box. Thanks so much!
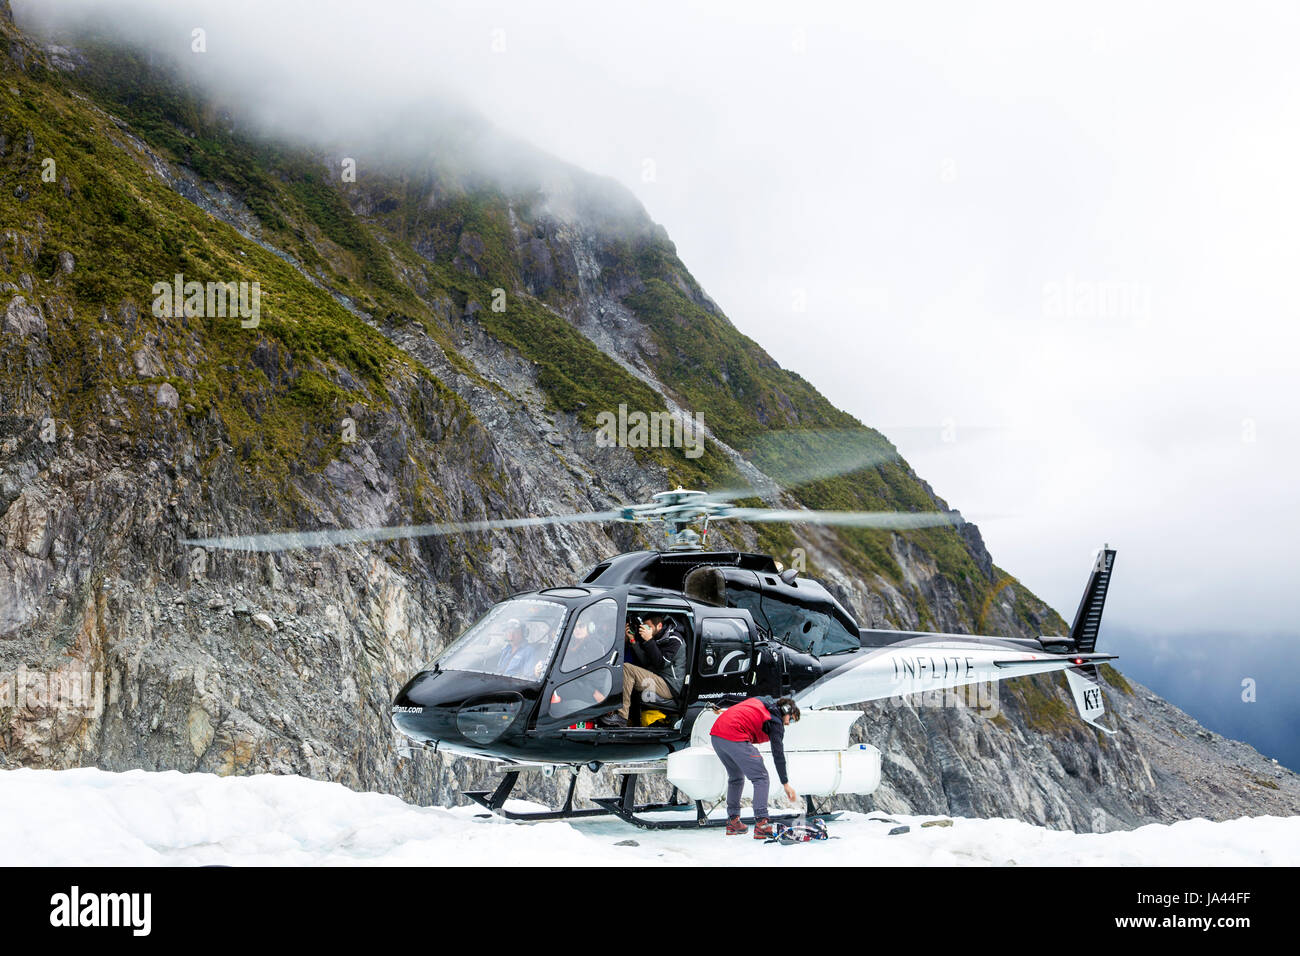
[1,768,1296,866]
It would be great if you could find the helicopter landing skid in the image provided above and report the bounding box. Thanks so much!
[592,790,843,831]
[464,769,694,823]
[465,769,841,830]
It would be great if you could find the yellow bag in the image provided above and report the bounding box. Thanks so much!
[640,709,666,727]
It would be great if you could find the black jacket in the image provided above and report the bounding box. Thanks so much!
[630,621,688,695]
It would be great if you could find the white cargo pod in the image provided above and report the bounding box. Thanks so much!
[668,707,881,801]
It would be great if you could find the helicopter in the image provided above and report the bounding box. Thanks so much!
[186,484,1120,831]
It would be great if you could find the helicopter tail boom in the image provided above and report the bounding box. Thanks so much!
[795,546,1123,736]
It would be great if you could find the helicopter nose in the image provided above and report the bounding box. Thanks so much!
[391,673,457,743]
[392,670,528,747]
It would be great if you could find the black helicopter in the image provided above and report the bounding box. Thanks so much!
[187,484,1119,829]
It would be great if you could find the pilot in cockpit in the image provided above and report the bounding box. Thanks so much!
[496,618,544,679]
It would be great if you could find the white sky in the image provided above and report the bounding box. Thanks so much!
[19,0,1300,635]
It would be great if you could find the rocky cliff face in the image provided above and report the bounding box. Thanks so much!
[2,12,1296,829]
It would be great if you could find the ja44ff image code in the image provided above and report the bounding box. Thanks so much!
[9,871,1286,940]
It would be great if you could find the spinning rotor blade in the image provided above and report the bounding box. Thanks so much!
[722,508,964,529]
[182,425,956,553]
[183,509,627,553]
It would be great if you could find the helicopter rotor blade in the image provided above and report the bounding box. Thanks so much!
[181,426,952,553]
[720,508,964,529]
[182,509,629,552]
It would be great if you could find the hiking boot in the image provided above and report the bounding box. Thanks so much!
[725,816,748,836]
[597,713,628,728]
[752,817,775,840]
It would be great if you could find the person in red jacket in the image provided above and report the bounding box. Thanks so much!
[709,695,800,837]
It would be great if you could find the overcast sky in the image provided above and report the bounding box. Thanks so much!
[18,0,1300,637]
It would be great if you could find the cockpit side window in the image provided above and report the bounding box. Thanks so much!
[728,584,860,656]
[550,670,613,718]
[763,599,815,653]
[818,615,860,655]
[776,606,859,655]
[561,598,618,672]
[725,587,767,634]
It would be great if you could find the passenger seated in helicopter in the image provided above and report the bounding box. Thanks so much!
[564,615,613,698]
[599,613,687,727]
[569,615,603,662]
[550,603,618,713]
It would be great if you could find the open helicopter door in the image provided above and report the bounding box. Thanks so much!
[535,595,625,730]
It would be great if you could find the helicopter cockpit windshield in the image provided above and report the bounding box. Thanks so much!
[432,599,568,682]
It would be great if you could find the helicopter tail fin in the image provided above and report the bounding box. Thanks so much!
[1069,546,1116,653]
[1065,663,1117,735]
[1064,546,1118,734]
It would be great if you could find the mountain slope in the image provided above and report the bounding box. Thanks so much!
[2,8,1296,828]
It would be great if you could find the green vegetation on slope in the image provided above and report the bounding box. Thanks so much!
[0,32,470,496]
